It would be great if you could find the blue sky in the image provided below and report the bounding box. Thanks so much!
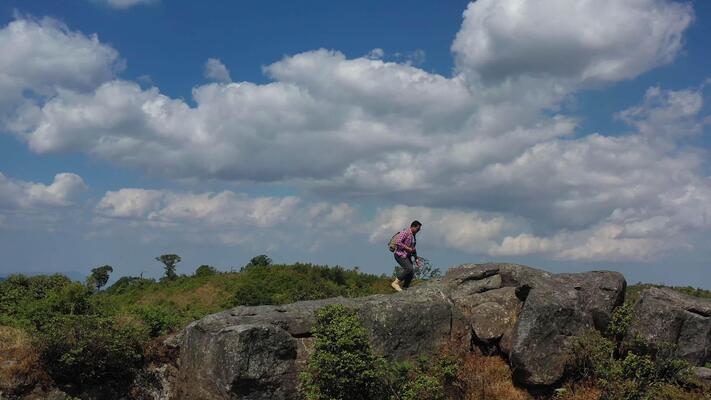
[0,0,709,288]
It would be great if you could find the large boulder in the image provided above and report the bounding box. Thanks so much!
[626,287,710,366]
[175,263,627,398]
[175,287,468,400]
[444,263,626,386]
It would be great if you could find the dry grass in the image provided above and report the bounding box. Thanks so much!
[137,281,228,309]
[556,381,601,400]
[456,353,532,400]
[0,325,50,395]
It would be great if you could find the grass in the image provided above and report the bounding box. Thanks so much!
[456,353,531,400]
[0,325,49,395]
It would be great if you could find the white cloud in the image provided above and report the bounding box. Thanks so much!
[368,205,513,255]
[2,1,710,262]
[0,172,87,209]
[452,0,693,86]
[0,17,121,122]
[96,188,300,228]
[96,188,164,218]
[93,0,158,9]
[203,58,232,83]
[616,86,707,138]
[366,48,384,60]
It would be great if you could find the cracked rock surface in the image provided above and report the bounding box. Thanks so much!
[176,263,627,398]
[626,287,710,366]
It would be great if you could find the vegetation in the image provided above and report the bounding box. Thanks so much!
[301,303,531,400]
[0,257,392,398]
[2,259,709,399]
[86,265,113,292]
[300,304,385,400]
[561,300,706,400]
[154,253,181,280]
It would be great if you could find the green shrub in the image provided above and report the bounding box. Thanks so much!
[300,304,385,400]
[232,263,389,306]
[130,303,181,337]
[194,265,218,277]
[401,375,445,400]
[608,302,633,340]
[567,330,697,400]
[37,314,144,386]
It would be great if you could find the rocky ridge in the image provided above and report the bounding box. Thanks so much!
[175,263,629,399]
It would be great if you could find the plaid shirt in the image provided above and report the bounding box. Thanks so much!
[394,229,416,259]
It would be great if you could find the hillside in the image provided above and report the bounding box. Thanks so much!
[1,262,709,400]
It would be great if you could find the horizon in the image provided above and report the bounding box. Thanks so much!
[1,0,710,289]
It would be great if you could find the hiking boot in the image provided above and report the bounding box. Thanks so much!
[391,279,403,292]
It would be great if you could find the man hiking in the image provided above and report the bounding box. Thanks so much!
[391,220,422,292]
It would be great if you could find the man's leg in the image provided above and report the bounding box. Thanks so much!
[395,256,414,289]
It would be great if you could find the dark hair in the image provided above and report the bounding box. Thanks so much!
[410,220,422,228]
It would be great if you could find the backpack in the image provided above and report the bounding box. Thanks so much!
[388,232,400,252]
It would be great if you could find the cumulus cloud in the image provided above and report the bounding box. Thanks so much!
[203,58,232,83]
[452,0,693,86]
[2,1,710,262]
[0,172,87,209]
[97,188,300,228]
[616,86,707,138]
[0,16,121,123]
[368,205,514,255]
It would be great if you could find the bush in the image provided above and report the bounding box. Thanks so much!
[565,330,698,400]
[300,304,385,400]
[37,314,144,387]
[232,263,389,306]
[130,303,182,337]
[194,265,218,277]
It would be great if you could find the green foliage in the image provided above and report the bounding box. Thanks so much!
[87,265,113,292]
[36,314,144,386]
[608,301,633,340]
[0,275,92,330]
[242,254,273,271]
[388,355,459,400]
[301,305,460,400]
[232,263,389,306]
[0,274,72,320]
[155,254,181,280]
[130,303,181,337]
[566,330,697,400]
[105,276,155,294]
[300,304,385,400]
[194,264,218,277]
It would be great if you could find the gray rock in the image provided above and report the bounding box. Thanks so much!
[508,270,625,386]
[176,324,299,400]
[626,287,710,366]
[175,286,468,399]
[693,366,711,387]
[176,263,627,397]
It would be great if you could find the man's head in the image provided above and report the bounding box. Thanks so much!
[410,220,422,234]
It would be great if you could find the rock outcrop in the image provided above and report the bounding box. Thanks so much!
[626,287,710,366]
[175,263,627,399]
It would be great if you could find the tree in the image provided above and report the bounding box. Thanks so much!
[155,254,181,280]
[87,265,113,292]
[241,254,272,271]
[194,264,218,277]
